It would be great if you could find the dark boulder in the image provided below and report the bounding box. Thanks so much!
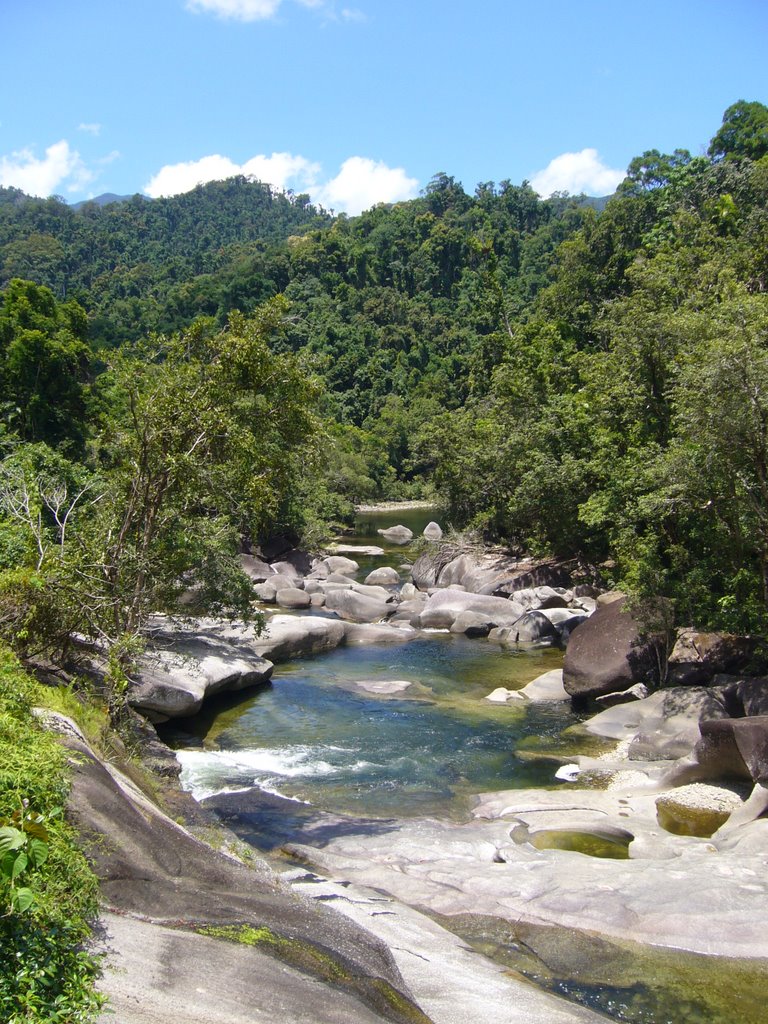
[562,597,657,702]
[259,531,300,562]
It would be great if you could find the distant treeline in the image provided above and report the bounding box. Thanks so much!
[1,100,768,632]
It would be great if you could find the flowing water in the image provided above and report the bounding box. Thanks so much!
[170,507,580,816]
[164,508,767,1024]
[171,634,572,817]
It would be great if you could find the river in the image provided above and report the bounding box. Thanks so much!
[170,506,581,819]
[161,508,767,1024]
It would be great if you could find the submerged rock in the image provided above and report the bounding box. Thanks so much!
[519,669,569,702]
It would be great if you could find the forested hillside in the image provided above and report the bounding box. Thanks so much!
[0,100,767,638]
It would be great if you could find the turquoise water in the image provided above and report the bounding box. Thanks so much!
[170,634,573,818]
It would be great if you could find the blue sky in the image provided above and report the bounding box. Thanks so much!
[2,0,767,213]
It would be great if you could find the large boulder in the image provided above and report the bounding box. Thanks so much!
[501,610,558,644]
[270,573,303,592]
[244,615,348,661]
[238,553,275,582]
[275,588,312,609]
[365,566,401,586]
[562,597,657,702]
[449,611,495,637]
[667,630,762,686]
[418,589,523,630]
[489,560,577,597]
[253,581,277,603]
[731,676,768,717]
[350,583,397,602]
[411,546,463,590]
[693,717,768,784]
[271,548,313,577]
[377,525,414,545]
[322,555,359,576]
[585,685,730,761]
[323,589,394,623]
[127,635,273,720]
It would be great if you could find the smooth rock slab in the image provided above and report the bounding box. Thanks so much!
[519,669,569,702]
[64,736,424,1024]
[289,784,768,960]
[128,637,273,720]
[96,912,393,1024]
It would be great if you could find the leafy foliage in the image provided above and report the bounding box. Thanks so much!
[0,646,102,1023]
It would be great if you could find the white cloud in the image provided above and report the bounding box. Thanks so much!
[145,154,242,196]
[184,0,363,21]
[144,151,418,215]
[185,0,282,20]
[144,151,320,198]
[530,148,624,198]
[313,156,418,214]
[0,140,91,197]
[78,122,102,136]
[241,152,321,190]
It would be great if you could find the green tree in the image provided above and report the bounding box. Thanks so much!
[709,100,768,162]
[0,300,322,659]
[0,279,92,448]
